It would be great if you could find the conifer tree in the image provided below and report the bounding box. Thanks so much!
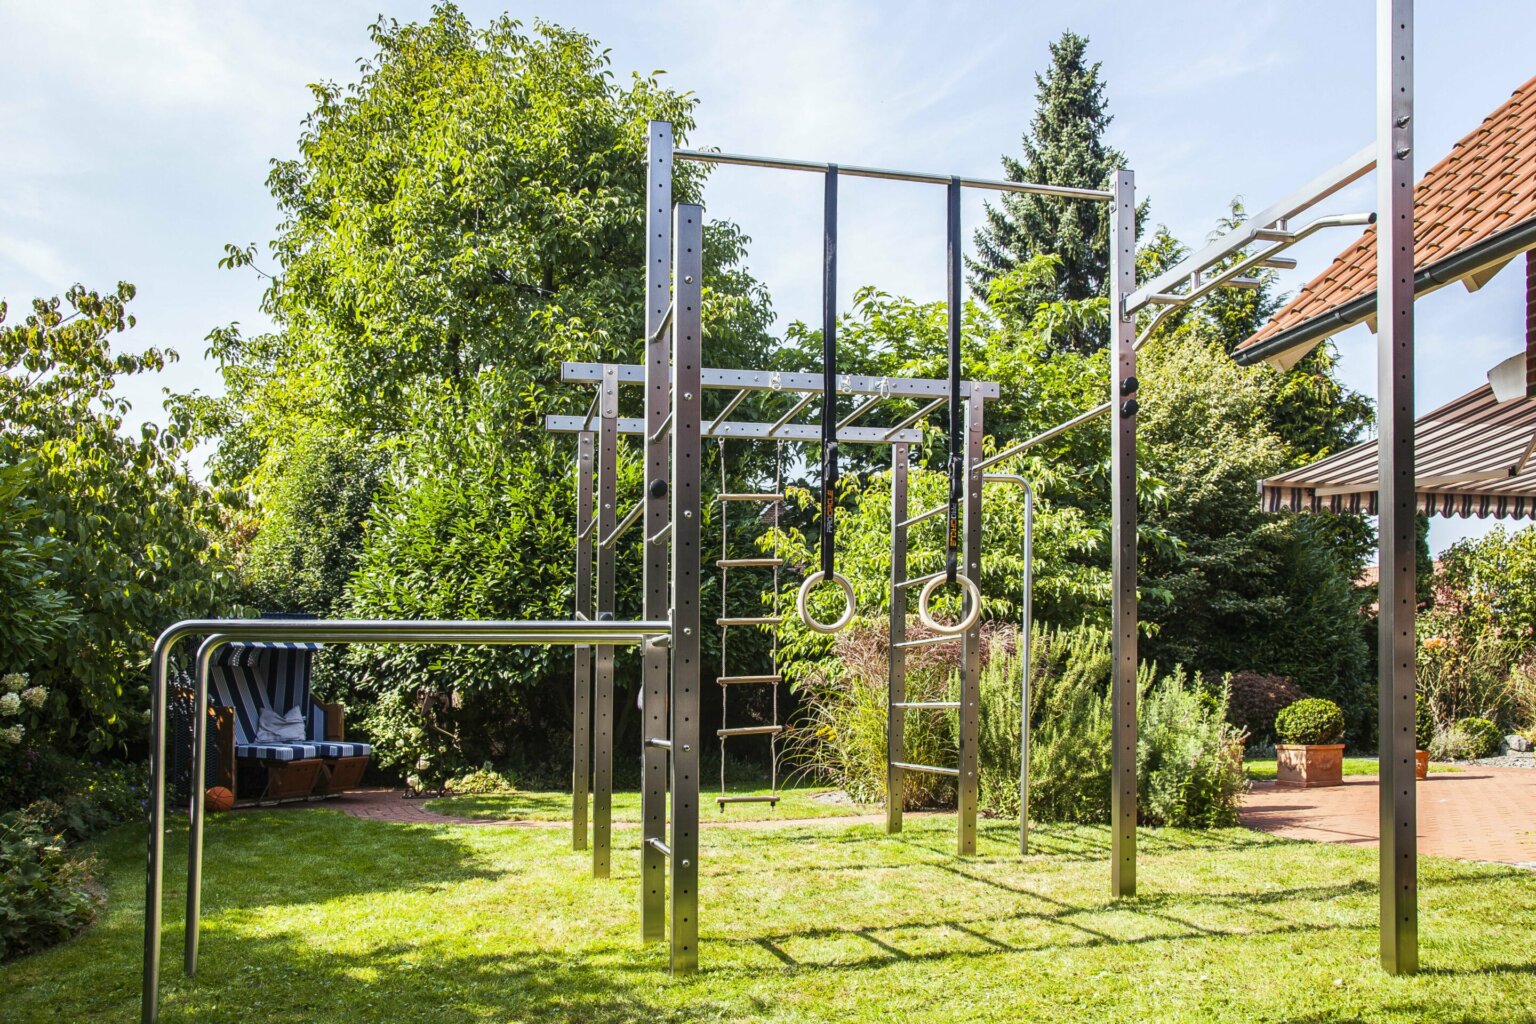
[970,32,1129,351]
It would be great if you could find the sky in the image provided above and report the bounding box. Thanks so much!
[3,1,1534,554]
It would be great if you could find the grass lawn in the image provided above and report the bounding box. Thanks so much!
[5,803,1535,1023]
[1245,756,1459,781]
[430,781,869,822]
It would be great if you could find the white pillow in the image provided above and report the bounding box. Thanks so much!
[255,706,307,744]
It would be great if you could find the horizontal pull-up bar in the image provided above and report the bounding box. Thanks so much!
[154,618,671,648]
[675,148,1113,202]
[973,402,1112,473]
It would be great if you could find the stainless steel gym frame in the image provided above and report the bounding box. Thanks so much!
[140,618,668,1024]
[1110,0,1419,971]
[552,365,1000,858]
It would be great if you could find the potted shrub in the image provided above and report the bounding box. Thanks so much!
[1273,698,1346,788]
[1415,694,1434,780]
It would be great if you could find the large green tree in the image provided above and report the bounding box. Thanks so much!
[969,31,1132,351]
[206,8,777,773]
[1,284,234,757]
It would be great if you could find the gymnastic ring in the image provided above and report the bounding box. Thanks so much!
[917,573,982,636]
[796,571,857,635]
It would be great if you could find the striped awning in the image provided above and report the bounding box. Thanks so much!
[1260,384,1536,520]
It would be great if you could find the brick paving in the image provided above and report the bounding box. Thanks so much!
[1241,766,1536,865]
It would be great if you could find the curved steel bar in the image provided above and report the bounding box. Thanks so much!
[183,635,223,977]
[143,617,668,1024]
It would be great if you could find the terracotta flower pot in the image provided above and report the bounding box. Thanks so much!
[1275,743,1345,788]
[1415,749,1429,780]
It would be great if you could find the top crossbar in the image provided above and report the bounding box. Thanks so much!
[676,149,1113,201]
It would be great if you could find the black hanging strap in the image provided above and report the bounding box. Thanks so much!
[945,177,962,584]
[820,165,839,578]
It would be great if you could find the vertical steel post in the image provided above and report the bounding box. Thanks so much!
[573,430,594,851]
[593,365,618,879]
[957,392,983,856]
[183,637,221,976]
[670,203,704,974]
[142,642,173,1024]
[1109,168,1139,897]
[1378,0,1418,975]
[887,442,909,834]
[1020,482,1033,855]
[640,119,673,943]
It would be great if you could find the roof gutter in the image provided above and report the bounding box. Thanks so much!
[1234,217,1536,367]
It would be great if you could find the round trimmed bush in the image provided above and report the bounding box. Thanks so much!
[1274,698,1345,746]
[1456,717,1502,758]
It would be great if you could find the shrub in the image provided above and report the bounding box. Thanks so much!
[1,802,102,961]
[1456,717,1502,759]
[1415,694,1435,752]
[1274,698,1344,746]
[1429,725,1478,762]
[1138,669,1247,827]
[1224,672,1306,747]
[447,764,518,795]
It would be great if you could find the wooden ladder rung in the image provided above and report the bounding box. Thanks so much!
[717,725,785,738]
[718,492,784,502]
[717,794,781,807]
[718,674,782,686]
[716,558,785,568]
[717,616,783,627]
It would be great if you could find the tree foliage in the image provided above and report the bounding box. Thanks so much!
[969,32,1140,352]
[1,285,233,757]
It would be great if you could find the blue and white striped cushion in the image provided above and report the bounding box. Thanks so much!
[236,743,319,762]
[313,742,371,759]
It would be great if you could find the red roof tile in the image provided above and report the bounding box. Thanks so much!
[1239,75,1536,354]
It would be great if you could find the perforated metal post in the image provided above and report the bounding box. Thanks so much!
[640,119,673,943]
[887,441,909,834]
[593,364,618,878]
[573,430,594,851]
[1110,168,1139,897]
[1378,0,1418,975]
[957,393,983,856]
[670,203,704,973]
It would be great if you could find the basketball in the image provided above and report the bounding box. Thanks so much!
[204,786,235,813]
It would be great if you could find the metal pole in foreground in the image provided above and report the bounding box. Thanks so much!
[572,430,594,851]
[640,118,673,944]
[887,442,909,834]
[1109,168,1139,897]
[956,390,983,856]
[183,636,220,976]
[1378,0,1418,975]
[670,203,704,974]
[593,365,619,879]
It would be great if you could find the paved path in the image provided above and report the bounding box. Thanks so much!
[1241,766,1536,866]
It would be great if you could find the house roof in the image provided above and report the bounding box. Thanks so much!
[1236,75,1536,366]
[1260,384,1536,520]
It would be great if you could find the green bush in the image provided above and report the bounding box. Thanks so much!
[448,764,519,795]
[1274,698,1345,746]
[1415,693,1435,752]
[1,802,102,961]
[1456,717,1502,759]
[1138,669,1247,827]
